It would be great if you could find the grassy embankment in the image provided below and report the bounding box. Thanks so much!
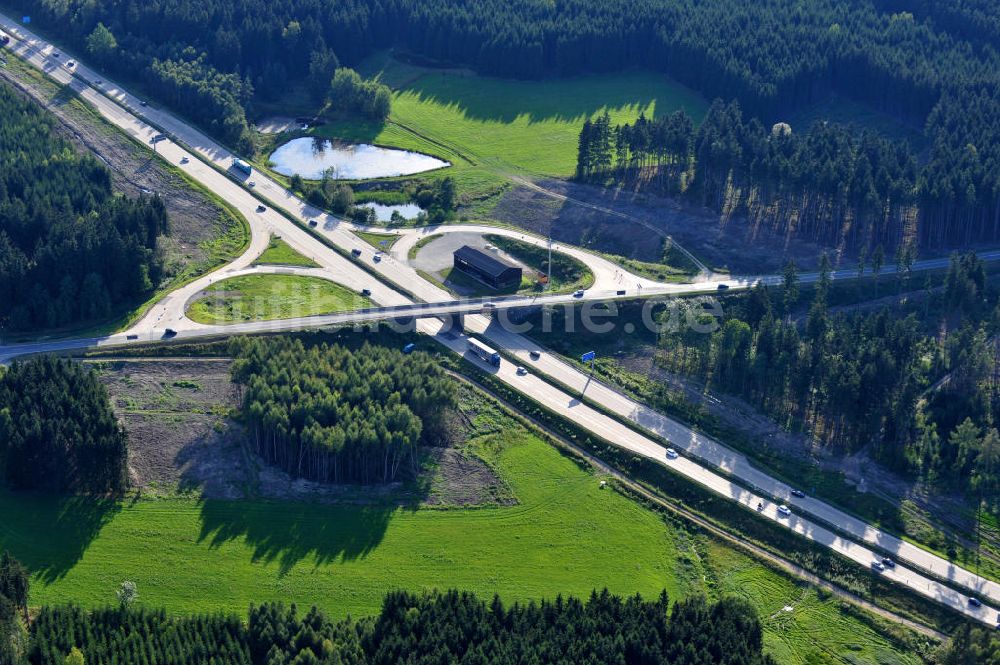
[609,238,703,282]
[483,234,594,292]
[408,233,443,260]
[354,231,400,251]
[252,236,320,268]
[186,275,366,324]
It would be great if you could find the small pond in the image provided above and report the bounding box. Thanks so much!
[361,202,424,222]
[269,138,449,180]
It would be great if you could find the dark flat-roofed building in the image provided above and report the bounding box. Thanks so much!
[453,245,522,290]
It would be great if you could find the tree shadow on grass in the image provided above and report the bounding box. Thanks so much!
[50,82,83,107]
[196,498,405,577]
[0,492,121,584]
[312,118,385,147]
[398,72,668,126]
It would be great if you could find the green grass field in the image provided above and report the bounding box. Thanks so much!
[0,431,683,617]
[384,70,707,178]
[306,55,708,211]
[704,543,922,665]
[253,236,320,267]
[0,416,923,664]
[186,274,366,324]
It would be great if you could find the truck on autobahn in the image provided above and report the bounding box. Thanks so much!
[467,337,501,366]
[231,158,252,176]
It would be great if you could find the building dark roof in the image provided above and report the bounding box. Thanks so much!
[453,245,520,278]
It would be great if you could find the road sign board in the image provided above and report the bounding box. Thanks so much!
[581,351,596,362]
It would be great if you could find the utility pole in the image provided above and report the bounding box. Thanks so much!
[547,231,553,292]
[580,350,596,396]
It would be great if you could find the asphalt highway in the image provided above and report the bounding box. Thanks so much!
[2,16,1000,625]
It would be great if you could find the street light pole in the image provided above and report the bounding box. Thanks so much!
[548,233,553,292]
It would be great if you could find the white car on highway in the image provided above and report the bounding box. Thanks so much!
[665,448,679,459]
[777,505,792,517]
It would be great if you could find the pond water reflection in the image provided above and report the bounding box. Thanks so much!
[360,202,424,222]
[269,138,449,180]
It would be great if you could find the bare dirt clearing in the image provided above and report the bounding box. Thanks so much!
[94,358,510,506]
[93,359,245,498]
[490,179,833,273]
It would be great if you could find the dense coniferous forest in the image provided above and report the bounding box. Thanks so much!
[7,0,1000,244]
[577,104,924,253]
[0,84,168,331]
[577,96,1000,252]
[936,624,1000,664]
[144,56,254,150]
[23,590,775,665]
[10,0,999,116]
[0,357,128,493]
[230,338,456,485]
[658,253,1000,493]
[0,552,30,665]
[362,590,772,665]
[28,606,251,665]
